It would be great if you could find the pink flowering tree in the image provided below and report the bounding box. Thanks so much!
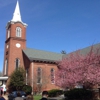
[55,46,100,89]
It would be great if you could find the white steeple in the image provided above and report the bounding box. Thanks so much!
[6,0,27,28]
[11,0,22,22]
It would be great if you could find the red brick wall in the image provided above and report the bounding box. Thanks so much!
[3,22,26,76]
[28,62,59,92]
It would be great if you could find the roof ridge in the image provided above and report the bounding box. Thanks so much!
[25,47,64,55]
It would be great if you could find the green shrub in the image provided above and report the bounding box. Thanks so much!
[22,85,32,94]
[48,89,63,97]
[64,88,93,100]
[8,67,26,92]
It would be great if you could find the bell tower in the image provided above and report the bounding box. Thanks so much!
[3,1,27,76]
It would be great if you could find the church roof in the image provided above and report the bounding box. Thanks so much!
[79,43,100,55]
[23,48,63,62]
[63,43,100,58]
[23,43,100,63]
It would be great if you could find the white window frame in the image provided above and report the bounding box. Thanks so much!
[7,30,10,38]
[16,27,21,37]
[15,58,20,69]
[37,67,42,84]
[4,59,8,75]
[51,68,55,84]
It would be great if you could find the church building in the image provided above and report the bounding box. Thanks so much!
[2,1,100,94]
[3,1,63,93]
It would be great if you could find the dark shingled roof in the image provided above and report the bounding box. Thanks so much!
[23,48,63,62]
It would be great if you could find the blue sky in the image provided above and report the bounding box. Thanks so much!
[0,0,100,71]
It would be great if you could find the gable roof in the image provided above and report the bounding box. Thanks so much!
[79,43,100,55]
[23,48,63,62]
[63,43,100,58]
[23,43,100,62]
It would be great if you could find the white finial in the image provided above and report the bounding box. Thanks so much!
[11,0,22,22]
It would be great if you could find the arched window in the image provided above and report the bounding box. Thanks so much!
[51,68,55,84]
[7,30,10,38]
[37,67,42,84]
[16,27,21,37]
[15,58,20,69]
[4,59,8,75]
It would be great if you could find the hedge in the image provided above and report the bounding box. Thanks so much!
[48,89,63,97]
[64,88,93,100]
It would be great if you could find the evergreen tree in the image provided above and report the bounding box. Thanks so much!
[61,50,67,54]
[8,67,26,91]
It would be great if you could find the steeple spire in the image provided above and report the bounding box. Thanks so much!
[11,0,22,22]
[6,0,27,28]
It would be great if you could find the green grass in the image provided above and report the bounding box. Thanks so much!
[33,95,42,100]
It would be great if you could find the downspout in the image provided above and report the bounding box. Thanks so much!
[31,62,34,95]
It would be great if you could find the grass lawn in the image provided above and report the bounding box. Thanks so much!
[33,95,42,100]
